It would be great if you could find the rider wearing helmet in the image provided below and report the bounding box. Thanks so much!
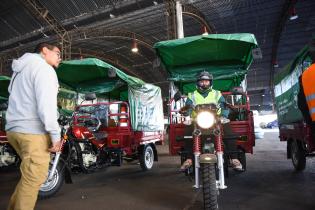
[180,70,243,171]
[186,71,225,117]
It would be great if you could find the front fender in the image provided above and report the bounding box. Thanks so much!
[199,153,217,164]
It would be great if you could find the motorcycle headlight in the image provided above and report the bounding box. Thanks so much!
[196,111,215,129]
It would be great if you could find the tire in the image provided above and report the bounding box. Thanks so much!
[290,140,306,171]
[38,162,65,199]
[139,144,154,171]
[238,150,246,171]
[201,163,218,210]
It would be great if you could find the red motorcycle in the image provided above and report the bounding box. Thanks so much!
[171,89,254,210]
[176,102,227,210]
[39,94,163,198]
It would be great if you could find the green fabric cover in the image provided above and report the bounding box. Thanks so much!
[57,58,164,131]
[57,58,145,94]
[128,83,164,131]
[0,76,10,100]
[57,88,77,111]
[154,33,258,91]
[273,46,312,124]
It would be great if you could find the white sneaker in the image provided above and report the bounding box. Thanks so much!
[231,159,243,171]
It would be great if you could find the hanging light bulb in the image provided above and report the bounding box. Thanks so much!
[202,26,208,36]
[109,13,115,18]
[272,60,279,68]
[131,40,138,53]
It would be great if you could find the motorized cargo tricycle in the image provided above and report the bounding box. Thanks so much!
[274,45,315,171]
[154,33,258,209]
[38,58,164,198]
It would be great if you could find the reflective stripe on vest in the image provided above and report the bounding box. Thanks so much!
[306,93,315,102]
[310,107,315,115]
[302,64,315,121]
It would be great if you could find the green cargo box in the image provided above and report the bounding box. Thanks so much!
[274,47,312,125]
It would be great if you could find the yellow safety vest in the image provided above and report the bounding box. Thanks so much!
[187,89,222,118]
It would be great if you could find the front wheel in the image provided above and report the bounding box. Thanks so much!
[139,144,154,171]
[38,162,65,199]
[201,163,218,210]
[290,140,306,171]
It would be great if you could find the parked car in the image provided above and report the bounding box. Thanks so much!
[266,120,278,128]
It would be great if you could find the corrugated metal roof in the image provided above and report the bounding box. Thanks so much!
[0,0,314,106]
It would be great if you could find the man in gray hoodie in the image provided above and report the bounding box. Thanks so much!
[6,42,62,210]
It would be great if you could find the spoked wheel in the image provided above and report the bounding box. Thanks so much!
[291,140,306,171]
[139,144,154,171]
[39,163,64,199]
[201,163,218,210]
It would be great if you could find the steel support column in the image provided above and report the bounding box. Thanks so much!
[20,0,71,60]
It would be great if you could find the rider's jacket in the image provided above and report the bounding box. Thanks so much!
[187,89,223,118]
[302,63,315,121]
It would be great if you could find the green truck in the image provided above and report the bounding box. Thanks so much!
[274,46,314,171]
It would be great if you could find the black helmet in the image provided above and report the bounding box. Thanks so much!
[197,71,213,81]
[196,71,213,92]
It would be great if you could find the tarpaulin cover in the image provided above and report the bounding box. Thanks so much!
[128,83,164,131]
[0,76,10,102]
[154,33,258,92]
[274,46,312,124]
[57,58,164,131]
[57,88,77,111]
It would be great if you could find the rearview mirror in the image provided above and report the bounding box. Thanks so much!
[85,93,97,101]
[0,102,8,111]
[108,68,116,78]
[231,86,244,94]
[173,91,182,102]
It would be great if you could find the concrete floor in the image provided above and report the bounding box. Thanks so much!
[1,131,315,210]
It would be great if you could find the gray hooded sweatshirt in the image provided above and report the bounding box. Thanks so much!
[5,53,60,143]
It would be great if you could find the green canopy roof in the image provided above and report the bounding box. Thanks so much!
[57,58,164,131]
[57,58,145,94]
[154,33,258,90]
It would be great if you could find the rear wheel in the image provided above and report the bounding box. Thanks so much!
[139,144,154,171]
[201,163,218,210]
[290,140,306,171]
[39,162,64,199]
[238,149,246,171]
